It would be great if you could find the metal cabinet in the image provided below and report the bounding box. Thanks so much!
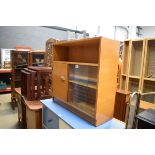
[42,105,72,129]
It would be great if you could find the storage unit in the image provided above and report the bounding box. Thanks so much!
[118,38,155,122]
[120,39,145,92]
[141,39,155,103]
[0,69,12,92]
[11,50,47,109]
[41,99,125,129]
[52,37,120,126]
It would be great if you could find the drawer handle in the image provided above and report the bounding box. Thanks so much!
[60,76,65,81]
[47,119,53,123]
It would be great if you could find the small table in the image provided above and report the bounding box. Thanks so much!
[41,99,125,129]
[136,108,155,129]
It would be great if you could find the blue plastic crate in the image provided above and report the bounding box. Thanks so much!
[0,81,7,90]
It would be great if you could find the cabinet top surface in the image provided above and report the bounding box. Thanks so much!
[41,99,125,129]
[53,37,119,46]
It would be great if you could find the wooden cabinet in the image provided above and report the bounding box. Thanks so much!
[114,90,130,121]
[52,37,120,126]
[120,38,155,105]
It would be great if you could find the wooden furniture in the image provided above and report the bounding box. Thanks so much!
[11,50,47,109]
[126,92,141,129]
[52,37,120,126]
[29,50,46,67]
[11,50,30,109]
[120,38,155,104]
[20,67,52,100]
[15,88,42,129]
[41,99,125,129]
[0,69,12,93]
[15,46,32,51]
[114,89,131,122]
[46,39,57,97]
[45,38,57,67]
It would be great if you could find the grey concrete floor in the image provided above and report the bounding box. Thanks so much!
[0,93,18,129]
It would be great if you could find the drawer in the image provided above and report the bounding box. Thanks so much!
[43,106,59,129]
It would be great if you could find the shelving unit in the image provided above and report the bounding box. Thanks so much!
[120,39,145,92]
[120,38,155,104]
[128,77,140,92]
[0,69,12,93]
[53,37,120,126]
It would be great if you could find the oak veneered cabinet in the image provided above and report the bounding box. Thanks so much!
[52,37,120,126]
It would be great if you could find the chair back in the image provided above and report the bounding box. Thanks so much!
[126,92,140,129]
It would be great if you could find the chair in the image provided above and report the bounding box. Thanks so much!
[126,91,155,129]
[126,92,141,129]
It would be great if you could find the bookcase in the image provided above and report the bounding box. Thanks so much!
[52,37,120,126]
[120,39,145,92]
[120,38,155,104]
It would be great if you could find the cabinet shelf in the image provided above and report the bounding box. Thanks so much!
[0,87,11,93]
[0,69,12,73]
[121,74,127,76]
[69,80,97,89]
[144,78,155,82]
[129,75,140,79]
[53,61,98,66]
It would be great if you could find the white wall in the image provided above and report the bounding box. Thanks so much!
[76,26,137,41]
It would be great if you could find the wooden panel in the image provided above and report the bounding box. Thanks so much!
[128,78,140,92]
[129,41,143,76]
[68,44,99,63]
[53,46,68,61]
[53,61,68,102]
[114,90,130,122]
[120,75,126,90]
[26,107,36,129]
[53,61,98,66]
[122,41,130,75]
[95,38,120,125]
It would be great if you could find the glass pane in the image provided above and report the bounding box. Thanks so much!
[32,53,45,66]
[13,52,28,87]
[68,64,98,117]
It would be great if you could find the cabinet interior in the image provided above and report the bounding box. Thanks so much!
[144,40,155,79]
[129,41,143,76]
[122,41,130,75]
[53,43,99,64]
[128,77,139,92]
[68,65,98,117]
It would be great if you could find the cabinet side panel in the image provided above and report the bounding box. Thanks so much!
[26,107,36,129]
[96,38,119,123]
